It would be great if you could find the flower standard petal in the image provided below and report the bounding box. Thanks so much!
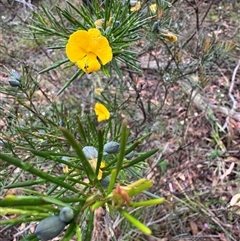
[88,28,112,65]
[94,103,110,122]
[66,30,89,62]
[93,37,113,65]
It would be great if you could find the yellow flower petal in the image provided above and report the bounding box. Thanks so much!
[95,38,113,65]
[88,29,113,65]
[66,30,89,62]
[88,158,105,180]
[94,103,110,122]
[97,169,103,180]
[100,162,106,168]
[63,165,69,173]
[66,28,112,73]
[94,88,104,95]
[76,52,101,73]
[149,4,157,14]
[161,32,178,43]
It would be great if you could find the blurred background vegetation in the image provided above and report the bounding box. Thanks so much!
[1,0,240,240]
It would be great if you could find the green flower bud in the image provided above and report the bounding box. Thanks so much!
[125,151,135,160]
[104,141,120,154]
[100,176,110,189]
[35,216,66,241]
[59,207,74,223]
[82,146,98,159]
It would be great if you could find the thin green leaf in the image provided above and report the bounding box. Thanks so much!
[127,180,153,197]
[19,233,38,241]
[23,148,80,170]
[77,117,88,144]
[96,129,104,179]
[42,196,73,207]
[0,207,50,217]
[39,58,69,74]
[5,179,45,189]
[111,58,123,79]
[84,209,94,241]
[115,120,129,177]
[0,195,55,207]
[119,208,152,235]
[107,169,117,195]
[130,198,165,207]
[123,148,159,169]
[66,2,93,27]
[57,69,84,96]
[59,127,96,181]
[61,221,76,241]
[0,153,79,193]
[76,224,82,241]
[0,217,43,225]
[60,8,86,29]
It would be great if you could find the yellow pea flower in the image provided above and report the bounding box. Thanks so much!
[149,4,157,14]
[94,19,104,28]
[161,32,178,43]
[130,1,141,11]
[94,18,112,28]
[62,165,69,173]
[66,28,112,73]
[94,103,110,122]
[94,88,104,95]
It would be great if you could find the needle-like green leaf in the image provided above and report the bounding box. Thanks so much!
[0,153,79,193]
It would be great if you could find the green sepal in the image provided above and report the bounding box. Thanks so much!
[119,208,152,235]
